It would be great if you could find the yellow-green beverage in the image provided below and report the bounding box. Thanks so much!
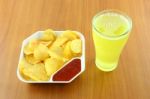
[92,10,132,71]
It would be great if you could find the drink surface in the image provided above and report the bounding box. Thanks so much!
[93,12,130,37]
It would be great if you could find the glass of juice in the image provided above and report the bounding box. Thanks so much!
[92,10,132,72]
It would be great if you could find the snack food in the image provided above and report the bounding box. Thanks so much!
[70,39,82,54]
[34,44,49,61]
[44,58,63,76]
[19,29,82,81]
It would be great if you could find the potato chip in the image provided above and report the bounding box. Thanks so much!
[34,44,49,61]
[70,39,82,54]
[60,30,79,40]
[51,37,68,48]
[39,40,53,47]
[24,39,39,55]
[25,54,41,64]
[40,29,56,41]
[48,46,68,62]
[23,63,49,81]
[21,73,31,80]
[49,51,68,63]
[19,58,33,80]
[63,41,73,59]
[50,46,63,56]
[19,58,32,73]
[44,58,63,76]
[24,45,32,55]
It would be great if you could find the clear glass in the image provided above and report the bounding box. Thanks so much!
[92,10,132,72]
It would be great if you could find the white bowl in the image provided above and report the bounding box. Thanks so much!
[17,31,85,83]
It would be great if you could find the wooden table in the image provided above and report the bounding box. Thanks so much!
[0,0,150,99]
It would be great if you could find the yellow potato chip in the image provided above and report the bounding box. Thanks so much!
[40,29,56,41]
[24,45,32,55]
[63,41,73,59]
[24,39,39,55]
[48,46,68,62]
[39,40,53,47]
[51,37,68,48]
[73,53,82,57]
[49,51,68,63]
[19,58,33,80]
[70,39,82,54]
[23,63,49,81]
[19,58,31,73]
[50,46,63,56]
[21,73,31,80]
[44,58,63,76]
[25,54,41,64]
[60,30,79,40]
[34,44,49,61]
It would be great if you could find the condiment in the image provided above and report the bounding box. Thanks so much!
[52,59,81,81]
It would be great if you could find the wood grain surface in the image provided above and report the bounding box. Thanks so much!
[0,0,150,99]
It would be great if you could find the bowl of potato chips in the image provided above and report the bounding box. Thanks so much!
[17,29,85,83]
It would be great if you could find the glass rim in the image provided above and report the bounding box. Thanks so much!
[92,9,132,38]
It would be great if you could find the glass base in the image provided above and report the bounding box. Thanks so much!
[95,60,118,72]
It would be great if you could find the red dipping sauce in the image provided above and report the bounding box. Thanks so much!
[52,59,81,81]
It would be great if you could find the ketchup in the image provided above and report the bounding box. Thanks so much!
[52,59,81,81]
